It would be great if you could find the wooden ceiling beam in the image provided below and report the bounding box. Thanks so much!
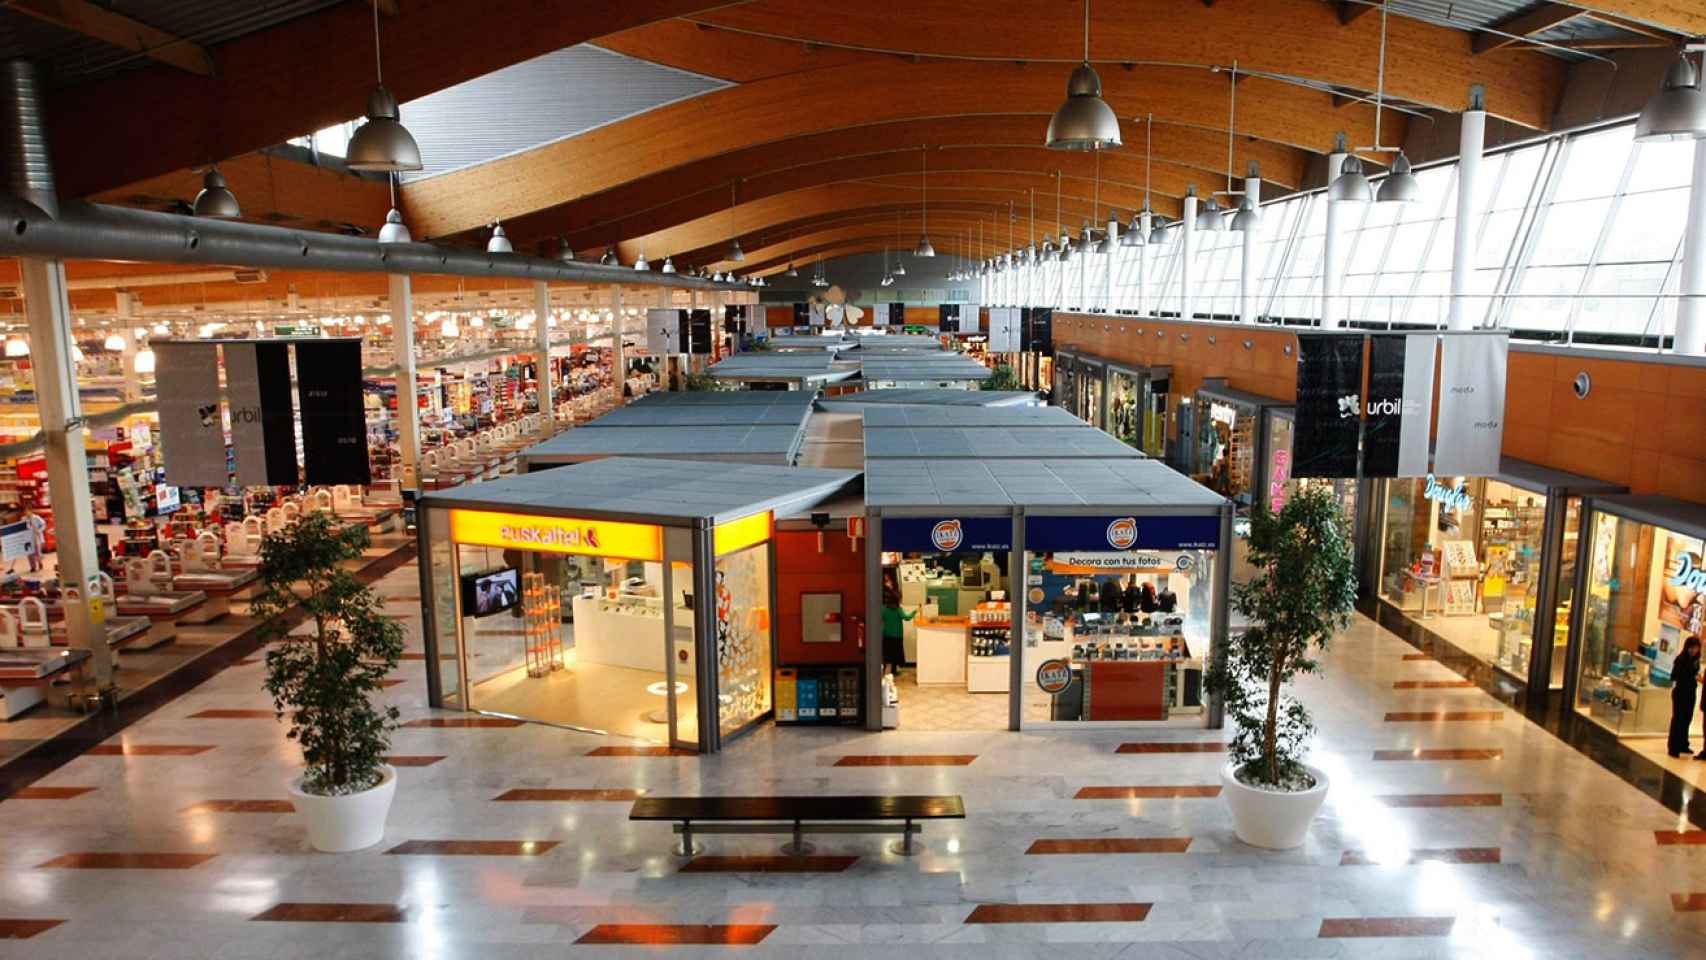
[404,62,1387,239]
[1568,1,1705,35]
[46,0,730,198]
[87,152,392,235]
[5,0,214,76]
[1473,3,1585,54]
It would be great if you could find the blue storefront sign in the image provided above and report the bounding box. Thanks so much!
[882,516,1012,553]
[1024,514,1221,552]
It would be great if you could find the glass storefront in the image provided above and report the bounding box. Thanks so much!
[1262,408,1360,560]
[1106,365,1142,445]
[1573,498,1706,742]
[714,541,773,738]
[1190,383,1280,586]
[1075,360,1105,427]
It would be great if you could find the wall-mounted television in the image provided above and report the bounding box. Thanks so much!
[461,567,519,617]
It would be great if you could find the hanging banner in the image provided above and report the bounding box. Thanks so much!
[1433,334,1507,476]
[687,309,713,355]
[1397,334,1436,477]
[225,342,299,486]
[1292,334,1364,479]
[295,341,371,485]
[155,342,229,487]
[645,309,681,355]
[1362,335,1408,477]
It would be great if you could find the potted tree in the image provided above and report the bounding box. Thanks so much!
[256,512,404,852]
[1206,485,1356,849]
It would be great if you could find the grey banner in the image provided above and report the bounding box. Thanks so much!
[1433,334,1507,476]
[155,343,228,487]
[1398,334,1437,477]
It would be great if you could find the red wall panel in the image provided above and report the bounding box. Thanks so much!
[775,529,866,665]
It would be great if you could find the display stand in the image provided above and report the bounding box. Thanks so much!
[522,572,563,678]
[1440,539,1479,615]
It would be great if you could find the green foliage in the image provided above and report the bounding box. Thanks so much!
[255,513,403,796]
[1204,486,1357,789]
[980,363,1022,391]
[684,371,727,392]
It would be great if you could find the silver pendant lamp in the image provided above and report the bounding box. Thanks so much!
[915,147,936,257]
[660,256,676,274]
[345,0,422,173]
[554,238,575,262]
[633,249,651,271]
[1371,2,1417,202]
[486,222,513,254]
[785,262,799,277]
[893,211,908,276]
[1046,0,1122,151]
[377,206,411,244]
[1327,132,1372,203]
[1637,53,1706,141]
[192,167,240,218]
[599,246,618,266]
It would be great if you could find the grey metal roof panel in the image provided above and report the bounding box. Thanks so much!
[629,391,815,407]
[864,458,1227,510]
[583,404,809,428]
[420,457,858,524]
[816,389,1040,409]
[521,424,806,463]
[858,406,1079,428]
[864,427,1140,459]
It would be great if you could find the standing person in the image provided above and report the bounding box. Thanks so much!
[880,573,914,675]
[23,507,45,573]
[1672,635,1701,758]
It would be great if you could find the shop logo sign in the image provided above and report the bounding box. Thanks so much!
[1036,658,1073,694]
[930,519,964,551]
[1671,553,1706,592]
[1106,517,1139,550]
[499,523,601,550]
[1423,473,1473,513]
[1337,394,1360,419]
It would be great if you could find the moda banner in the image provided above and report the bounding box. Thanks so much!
[224,342,299,486]
[155,342,229,487]
[1397,333,1437,477]
[1433,333,1507,476]
[295,340,371,485]
[1292,334,1365,479]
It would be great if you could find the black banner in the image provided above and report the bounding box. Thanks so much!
[792,302,809,325]
[1293,334,1364,479]
[296,341,371,485]
[688,309,713,355]
[255,342,299,484]
[1031,308,1053,355]
[1362,335,1406,477]
[887,302,906,326]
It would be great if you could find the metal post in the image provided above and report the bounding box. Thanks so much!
[1181,192,1198,321]
[1138,210,1151,316]
[864,508,884,731]
[1323,150,1347,329]
[388,274,420,492]
[1449,88,1488,331]
[610,285,626,406]
[1677,139,1706,356]
[1008,509,1024,731]
[21,258,113,690]
[116,292,141,403]
[533,281,553,429]
[1241,174,1261,323]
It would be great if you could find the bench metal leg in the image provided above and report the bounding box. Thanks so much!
[887,819,922,857]
[779,819,815,857]
[672,820,704,858]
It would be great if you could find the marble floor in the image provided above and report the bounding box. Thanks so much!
[5,562,1706,958]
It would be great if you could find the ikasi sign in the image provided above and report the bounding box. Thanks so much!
[881,516,1011,553]
[1025,514,1221,552]
[1036,658,1073,695]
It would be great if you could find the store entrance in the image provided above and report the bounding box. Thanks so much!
[882,549,1012,730]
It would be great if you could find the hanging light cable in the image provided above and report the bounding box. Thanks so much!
[915,147,936,257]
[725,180,745,261]
[1046,0,1122,151]
[1095,153,1115,252]
[1374,2,1418,202]
[1056,170,1074,261]
[345,0,422,172]
[893,209,907,276]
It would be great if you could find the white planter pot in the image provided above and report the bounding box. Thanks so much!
[287,765,397,853]
[1220,762,1329,850]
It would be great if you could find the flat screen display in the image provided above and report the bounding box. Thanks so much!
[462,567,519,617]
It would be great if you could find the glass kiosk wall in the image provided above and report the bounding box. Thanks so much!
[1570,497,1706,745]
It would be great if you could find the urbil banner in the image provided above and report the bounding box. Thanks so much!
[1292,334,1364,478]
[155,342,229,487]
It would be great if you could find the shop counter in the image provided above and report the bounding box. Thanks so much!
[569,594,693,673]
[6,605,167,650]
[117,589,227,625]
[1084,660,1172,721]
[0,647,90,719]
[915,616,968,686]
[172,568,260,600]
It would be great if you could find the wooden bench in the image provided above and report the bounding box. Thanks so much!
[630,794,965,857]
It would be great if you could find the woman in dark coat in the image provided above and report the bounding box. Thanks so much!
[1670,635,1701,757]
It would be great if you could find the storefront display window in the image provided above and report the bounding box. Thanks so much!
[1576,510,1706,738]
[714,541,773,737]
[1141,372,1169,459]
[1076,363,1104,427]
[1263,410,1359,555]
[1107,367,1141,444]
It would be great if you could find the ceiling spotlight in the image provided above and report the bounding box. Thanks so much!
[1046,0,1121,150]
[192,167,240,218]
[1637,54,1706,142]
[486,222,513,254]
[377,207,411,243]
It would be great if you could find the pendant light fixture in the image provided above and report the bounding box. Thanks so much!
[1637,53,1706,141]
[1371,2,1417,202]
[634,250,651,271]
[1046,0,1121,151]
[377,205,411,244]
[345,0,422,173]
[1196,196,1225,232]
[786,262,799,277]
[102,332,126,351]
[893,211,908,276]
[1150,214,1170,245]
[192,167,240,218]
[1231,176,1261,232]
[724,181,746,261]
[661,256,677,274]
[486,222,513,254]
[1327,132,1372,203]
[555,238,576,262]
[915,146,936,257]
[600,245,618,266]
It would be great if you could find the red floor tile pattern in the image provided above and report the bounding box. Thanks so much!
[188,709,275,719]
[493,789,645,802]
[384,840,558,856]
[1671,893,1706,911]
[1319,917,1456,938]
[834,755,978,766]
[251,903,407,923]
[680,856,859,873]
[87,744,213,756]
[1340,847,1501,865]
[1392,680,1476,689]
[586,746,696,757]
[1114,742,1226,754]
[1383,711,1506,722]
[10,787,95,799]
[182,800,294,813]
[402,717,523,728]
[575,924,776,945]
[385,755,447,767]
[1655,831,1706,845]
[964,903,1152,924]
[1401,653,1435,661]
[36,853,217,869]
[1372,748,1503,761]
[1074,786,1221,799]
[1026,838,1192,854]
[1375,793,1503,808]
[0,919,64,939]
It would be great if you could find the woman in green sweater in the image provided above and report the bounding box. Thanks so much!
[881,572,914,673]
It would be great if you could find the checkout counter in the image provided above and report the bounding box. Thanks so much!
[901,556,1013,694]
[1028,611,1203,721]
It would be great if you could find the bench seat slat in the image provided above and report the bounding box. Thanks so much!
[630,795,964,822]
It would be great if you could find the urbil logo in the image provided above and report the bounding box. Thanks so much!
[931,519,964,551]
[1336,394,1360,419]
[1106,517,1138,550]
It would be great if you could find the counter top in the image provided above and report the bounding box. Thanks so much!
[916,615,971,628]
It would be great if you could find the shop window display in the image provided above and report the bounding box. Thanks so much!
[1377,476,1571,685]
[1263,412,1359,554]
[1020,549,1216,725]
[1107,367,1141,445]
[1576,513,1705,738]
[881,549,1013,731]
[714,542,773,737]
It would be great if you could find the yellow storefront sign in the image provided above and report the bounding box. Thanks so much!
[449,509,663,561]
[713,511,772,557]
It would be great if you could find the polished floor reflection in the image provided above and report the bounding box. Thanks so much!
[4,560,1706,957]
